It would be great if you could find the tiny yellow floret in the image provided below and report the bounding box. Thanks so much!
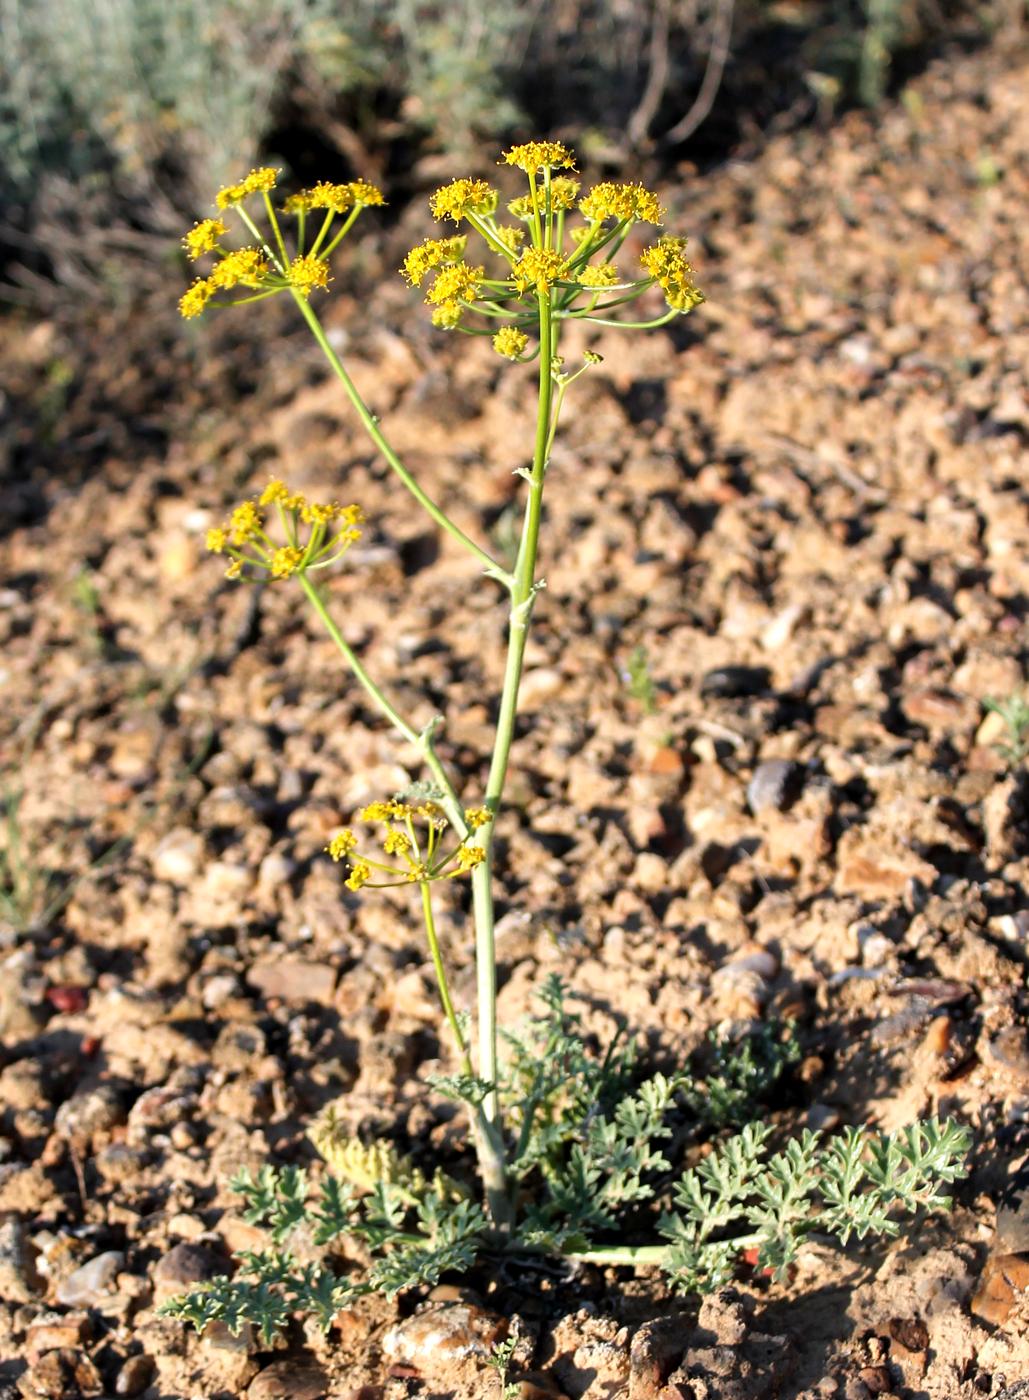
[640,235,704,312]
[271,546,304,579]
[183,218,229,260]
[288,254,331,297]
[513,248,566,295]
[492,327,529,359]
[383,830,412,857]
[308,181,355,213]
[426,262,483,307]
[259,480,291,506]
[431,302,463,330]
[345,861,372,891]
[579,181,664,225]
[464,807,493,829]
[501,141,576,176]
[453,844,486,873]
[349,180,385,206]
[577,264,620,289]
[401,236,468,287]
[205,527,228,553]
[179,277,215,319]
[430,178,497,223]
[327,830,358,860]
[210,247,270,290]
[216,166,279,208]
[229,500,263,545]
[549,176,581,211]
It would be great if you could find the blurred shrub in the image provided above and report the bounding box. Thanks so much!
[0,0,1017,298]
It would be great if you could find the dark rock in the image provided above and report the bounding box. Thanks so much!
[700,666,772,699]
[248,1359,328,1400]
[115,1355,154,1397]
[153,1241,227,1300]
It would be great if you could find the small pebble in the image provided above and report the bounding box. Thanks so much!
[248,1360,328,1400]
[115,1354,154,1397]
[151,827,205,883]
[55,1251,123,1307]
[55,1086,125,1142]
[747,759,800,814]
[0,1219,40,1303]
[153,1241,226,1300]
[382,1300,505,1366]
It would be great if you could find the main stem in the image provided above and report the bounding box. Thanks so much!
[470,291,556,1203]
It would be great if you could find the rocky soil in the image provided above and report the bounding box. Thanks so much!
[1,35,1029,1400]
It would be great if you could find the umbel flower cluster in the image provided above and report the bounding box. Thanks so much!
[179,167,384,318]
[205,479,364,581]
[178,143,704,354]
[326,801,492,890]
[403,140,703,354]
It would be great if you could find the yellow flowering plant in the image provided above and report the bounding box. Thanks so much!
[165,145,969,1338]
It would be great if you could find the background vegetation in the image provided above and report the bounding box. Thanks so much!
[0,0,1021,299]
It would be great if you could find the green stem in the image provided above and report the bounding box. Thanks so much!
[469,290,558,1208]
[564,1232,767,1270]
[420,881,472,1077]
[290,291,509,585]
[297,572,466,837]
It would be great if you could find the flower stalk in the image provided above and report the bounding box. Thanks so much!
[181,145,704,1229]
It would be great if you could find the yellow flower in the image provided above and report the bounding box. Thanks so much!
[229,500,263,544]
[345,861,372,891]
[309,181,354,213]
[183,218,228,260]
[493,225,525,255]
[512,248,566,295]
[288,254,331,297]
[430,178,497,223]
[271,545,304,578]
[206,527,228,553]
[549,177,581,211]
[300,500,339,525]
[577,264,620,289]
[492,327,529,359]
[453,844,486,873]
[210,247,270,290]
[327,830,358,860]
[579,181,663,224]
[431,302,463,329]
[425,262,483,307]
[401,236,468,287]
[383,830,412,856]
[361,801,394,823]
[225,559,243,580]
[405,862,430,882]
[259,480,290,506]
[341,504,366,527]
[349,180,385,206]
[282,191,315,214]
[640,235,704,312]
[464,807,493,829]
[507,195,533,222]
[179,277,215,319]
[216,166,279,209]
[501,141,576,176]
